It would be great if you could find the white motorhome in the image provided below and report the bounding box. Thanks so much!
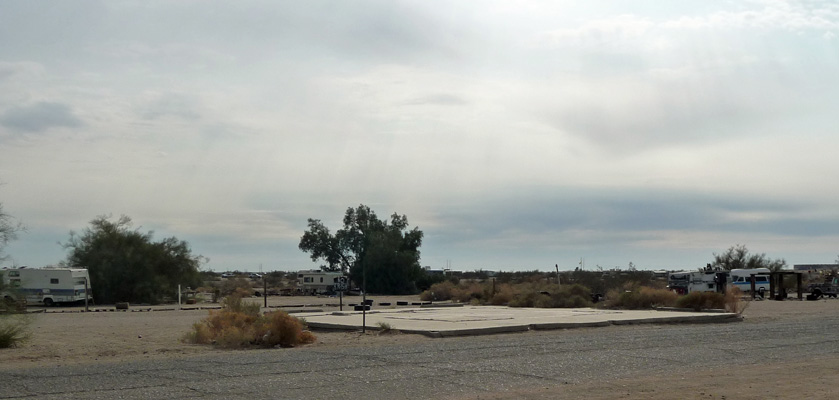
[1,267,92,306]
[729,268,771,294]
[296,270,343,295]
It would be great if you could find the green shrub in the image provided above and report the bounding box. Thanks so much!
[676,291,726,311]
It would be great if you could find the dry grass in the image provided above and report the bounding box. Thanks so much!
[724,286,749,315]
[183,294,315,349]
[0,314,31,348]
[676,291,726,311]
[603,287,678,309]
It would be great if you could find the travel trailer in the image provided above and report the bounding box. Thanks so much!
[729,268,771,294]
[1,266,92,306]
[296,270,344,295]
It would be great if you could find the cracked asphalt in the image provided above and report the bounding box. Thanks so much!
[2,314,838,399]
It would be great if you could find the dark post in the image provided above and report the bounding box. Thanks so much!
[263,277,267,308]
[751,274,757,299]
[769,273,775,299]
[362,261,367,333]
[797,273,803,300]
[84,277,89,312]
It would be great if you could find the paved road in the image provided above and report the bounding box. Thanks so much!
[2,315,838,399]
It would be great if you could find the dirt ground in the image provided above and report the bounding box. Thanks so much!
[2,296,838,399]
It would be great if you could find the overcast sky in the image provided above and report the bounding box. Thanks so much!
[1,0,838,272]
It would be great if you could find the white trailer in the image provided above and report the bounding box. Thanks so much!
[1,267,92,306]
[296,270,343,295]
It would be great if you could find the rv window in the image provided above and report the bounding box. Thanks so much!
[320,277,323,283]
[10,279,20,287]
[9,271,19,277]
[50,278,59,284]
[75,279,86,286]
[304,277,313,283]
[707,284,713,289]
[755,276,768,282]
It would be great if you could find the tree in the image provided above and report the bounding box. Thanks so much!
[299,204,424,294]
[63,215,205,304]
[712,244,786,272]
[0,202,23,263]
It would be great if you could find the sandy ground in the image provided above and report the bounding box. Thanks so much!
[0,294,432,369]
[2,295,838,399]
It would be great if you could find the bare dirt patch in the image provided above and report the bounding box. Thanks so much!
[1,295,836,378]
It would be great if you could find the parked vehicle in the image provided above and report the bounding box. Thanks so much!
[668,268,729,294]
[296,270,344,295]
[1,266,92,306]
[807,273,839,299]
[729,268,771,296]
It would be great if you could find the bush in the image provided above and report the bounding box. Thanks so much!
[724,286,749,315]
[603,287,678,309]
[0,314,31,348]
[676,291,726,311]
[184,294,315,349]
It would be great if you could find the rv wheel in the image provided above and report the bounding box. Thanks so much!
[43,298,55,307]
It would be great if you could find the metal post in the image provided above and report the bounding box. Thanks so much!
[178,284,181,308]
[263,277,267,308]
[84,277,89,312]
[362,262,367,333]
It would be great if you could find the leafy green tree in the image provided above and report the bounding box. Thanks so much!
[712,244,786,272]
[63,215,205,304]
[299,204,424,294]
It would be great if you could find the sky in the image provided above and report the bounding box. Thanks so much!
[1,0,838,273]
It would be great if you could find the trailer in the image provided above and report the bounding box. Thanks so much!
[296,270,344,295]
[1,267,92,306]
[668,268,729,294]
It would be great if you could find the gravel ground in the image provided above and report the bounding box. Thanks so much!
[1,297,838,399]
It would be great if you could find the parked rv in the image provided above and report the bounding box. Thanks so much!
[296,270,344,295]
[668,268,729,294]
[1,267,92,306]
[729,268,771,295]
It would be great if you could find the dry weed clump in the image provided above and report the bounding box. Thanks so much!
[184,294,315,349]
[0,314,31,348]
[603,287,678,309]
[724,286,749,315]
[676,291,726,311]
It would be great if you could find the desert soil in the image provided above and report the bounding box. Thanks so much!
[2,295,838,399]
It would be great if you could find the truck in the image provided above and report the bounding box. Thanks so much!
[807,273,839,299]
[1,266,92,306]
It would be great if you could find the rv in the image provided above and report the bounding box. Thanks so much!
[729,268,771,295]
[1,267,92,306]
[296,270,344,295]
[668,269,729,294]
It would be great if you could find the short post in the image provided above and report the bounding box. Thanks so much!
[178,284,182,309]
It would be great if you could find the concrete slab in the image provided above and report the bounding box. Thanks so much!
[297,305,741,337]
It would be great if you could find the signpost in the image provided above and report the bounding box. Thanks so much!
[334,276,348,311]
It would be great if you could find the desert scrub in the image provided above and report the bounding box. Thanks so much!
[604,287,678,309]
[724,287,749,315]
[0,314,31,348]
[676,291,726,311]
[184,294,315,349]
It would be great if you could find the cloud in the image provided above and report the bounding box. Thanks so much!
[0,61,44,81]
[0,102,83,133]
